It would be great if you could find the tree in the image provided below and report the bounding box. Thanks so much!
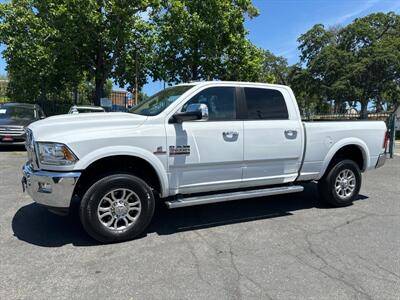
[0,0,65,101]
[298,24,349,113]
[151,0,259,83]
[262,50,290,85]
[287,64,331,116]
[297,13,400,118]
[0,0,154,105]
[83,0,155,105]
[339,12,400,118]
[220,40,271,82]
[0,74,8,101]
[298,24,335,63]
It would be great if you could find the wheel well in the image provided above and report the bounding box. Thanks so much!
[73,155,162,199]
[328,145,365,172]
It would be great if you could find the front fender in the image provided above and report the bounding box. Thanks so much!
[73,145,169,197]
[318,138,370,180]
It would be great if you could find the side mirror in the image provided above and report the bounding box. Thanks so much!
[170,103,209,124]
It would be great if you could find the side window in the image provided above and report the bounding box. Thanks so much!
[182,87,236,121]
[244,88,289,120]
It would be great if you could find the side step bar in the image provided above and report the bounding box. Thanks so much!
[165,185,304,209]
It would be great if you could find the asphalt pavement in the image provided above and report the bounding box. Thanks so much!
[0,146,399,299]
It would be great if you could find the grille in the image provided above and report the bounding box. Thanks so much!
[0,126,24,131]
[0,126,24,135]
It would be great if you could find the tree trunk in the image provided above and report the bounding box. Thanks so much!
[73,87,78,105]
[94,77,105,106]
[360,101,368,119]
[375,95,383,113]
[191,45,200,81]
[94,43,106,106]
[191,63,199,81]
[135,51,139,105]
[94,2,105,106]
[334,100,340,114]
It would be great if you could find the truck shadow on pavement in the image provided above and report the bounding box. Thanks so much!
[11,183,368,247]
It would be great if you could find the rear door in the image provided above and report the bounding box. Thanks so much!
[241,86,303,187]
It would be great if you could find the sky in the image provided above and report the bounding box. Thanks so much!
[0,0,399,96]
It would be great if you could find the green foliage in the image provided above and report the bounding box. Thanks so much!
[0,74,8,102]
[262,50,290,84]
[66,78,114,105]
[151,0,260,83]
[287,64,329,115]
[0,0,154,104]
[1,0,58,101]
[104,79,113,98]
[0,1,398,117]
[221,41,271,82]
[297,12,400,118]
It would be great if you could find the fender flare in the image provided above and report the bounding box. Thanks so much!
[74,146,169,197]
[318,138,370,180]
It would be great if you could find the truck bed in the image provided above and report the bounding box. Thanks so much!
[298,121,386,181]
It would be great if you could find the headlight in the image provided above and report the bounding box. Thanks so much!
[37,142,78,166]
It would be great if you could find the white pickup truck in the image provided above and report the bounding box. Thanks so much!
[22,81,387,243]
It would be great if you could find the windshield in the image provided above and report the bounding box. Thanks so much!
[130,85,194,116]
[0,106,35,119]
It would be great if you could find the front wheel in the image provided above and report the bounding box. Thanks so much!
[79,173,155,243]
[318,159,361,207]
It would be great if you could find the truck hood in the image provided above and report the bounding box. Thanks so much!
[28,112,147,143]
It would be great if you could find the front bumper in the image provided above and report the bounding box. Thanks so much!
[22,162,81,208]
[375,153,386,169]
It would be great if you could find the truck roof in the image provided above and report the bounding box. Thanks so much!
[176,81,288,89]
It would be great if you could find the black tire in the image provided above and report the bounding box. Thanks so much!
[79,173,155,243]
[318,159,361,207]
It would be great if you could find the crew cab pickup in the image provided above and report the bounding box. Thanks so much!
[22,81,387,243]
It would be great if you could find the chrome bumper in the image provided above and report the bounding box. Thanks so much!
[375,153,386,169]
[22,163,81,208]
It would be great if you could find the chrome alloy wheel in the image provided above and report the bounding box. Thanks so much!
[97,188,141,231]
[334,169,356,199]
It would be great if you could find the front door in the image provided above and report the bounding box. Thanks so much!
[166,86,243,194]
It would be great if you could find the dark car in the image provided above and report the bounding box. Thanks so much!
[0,103,45,145]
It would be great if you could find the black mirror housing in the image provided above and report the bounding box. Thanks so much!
[169,111,201,124]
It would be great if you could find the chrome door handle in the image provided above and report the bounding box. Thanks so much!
[223,131,239,139]
[284,130,297,139]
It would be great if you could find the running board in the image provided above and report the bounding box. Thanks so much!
[165,185,304,209]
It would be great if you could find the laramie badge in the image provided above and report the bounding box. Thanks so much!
[169,145,190,155]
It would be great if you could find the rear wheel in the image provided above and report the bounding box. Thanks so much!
[79,173,155,243]
[318,159,361,207]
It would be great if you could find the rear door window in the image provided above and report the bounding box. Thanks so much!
[244,88,289,120]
